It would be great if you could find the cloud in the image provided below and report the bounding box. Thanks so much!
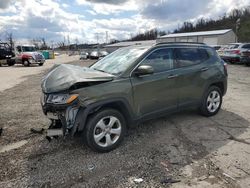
[62,3,69,8]
[76,0,138,14]
[0,0,12,9]
[1,0,250,44]
[84,0,126,5]
[141,0,211,21]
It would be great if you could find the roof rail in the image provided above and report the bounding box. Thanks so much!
[155,42,206,45]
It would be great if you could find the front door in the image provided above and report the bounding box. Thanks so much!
[130,48,179,117]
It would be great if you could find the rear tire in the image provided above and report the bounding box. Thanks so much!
[199,86,222,117]
[84,108,126,153]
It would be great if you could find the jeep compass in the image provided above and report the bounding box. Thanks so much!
[41,43,227,152]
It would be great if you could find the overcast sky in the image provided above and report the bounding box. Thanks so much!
[0,0,249,44]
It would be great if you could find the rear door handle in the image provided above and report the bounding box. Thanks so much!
[201,67,209,72]
[167,74,178,79]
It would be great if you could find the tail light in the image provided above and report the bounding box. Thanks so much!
[223,61,228,76]
[232,50,240,55]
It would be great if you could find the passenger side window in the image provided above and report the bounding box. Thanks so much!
[175,48,209,68]
[141,48,173,73]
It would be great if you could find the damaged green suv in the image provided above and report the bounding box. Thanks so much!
[41,43,227,152]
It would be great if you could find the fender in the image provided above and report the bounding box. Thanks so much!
[73,97,135,134]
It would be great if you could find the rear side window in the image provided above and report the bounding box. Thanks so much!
[175,48,209,68]
[242,44,250,49]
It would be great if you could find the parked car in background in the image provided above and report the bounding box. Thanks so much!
[0,43,15,66]
[89,51,99,59]
[240,46,250,66]
[99,50,109,58]
[220,43,250,64]
[80,51,89,60]
[41,42,227,152]
[15,45,45,66]
[211,45,222,51]
[89,50,109,59]
[217,45,229,57]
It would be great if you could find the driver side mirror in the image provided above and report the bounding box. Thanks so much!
[134,65,154,76]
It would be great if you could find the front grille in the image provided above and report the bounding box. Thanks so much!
[35,54,44,60]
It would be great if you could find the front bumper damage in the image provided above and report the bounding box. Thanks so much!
[42,100,82,137]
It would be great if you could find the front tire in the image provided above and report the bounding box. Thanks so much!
[7,59,15,66]
[199,86,222,117]
[23,60,30,67]
[38,63,43,66]
[84,108,126,153]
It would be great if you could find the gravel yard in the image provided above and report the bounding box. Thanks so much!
[0,58,250,188]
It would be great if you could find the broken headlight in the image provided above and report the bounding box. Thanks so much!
[46,94,78,104]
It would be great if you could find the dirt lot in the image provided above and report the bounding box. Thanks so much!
[0,54,79,92]
[0,59,250,188]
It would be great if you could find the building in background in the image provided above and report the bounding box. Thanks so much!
[105,40,156,52]
[157,29,236,45]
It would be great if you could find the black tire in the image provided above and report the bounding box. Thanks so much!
[84,108,126,153]
[23,60,30,67]
[199,86,222,117]
[7,59,15,66]
[245,62,250,67]
[38,63,43,66]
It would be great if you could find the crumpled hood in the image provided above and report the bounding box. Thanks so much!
[41,64,114,93]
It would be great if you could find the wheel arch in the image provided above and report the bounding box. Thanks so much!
[22,58,28,62]
[209,82,224,95]
[76,98,135,133]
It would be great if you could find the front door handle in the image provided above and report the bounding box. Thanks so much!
[167,74,178,79]
[201,67,209,72]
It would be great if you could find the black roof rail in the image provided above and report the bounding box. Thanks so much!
[155,42,206,45]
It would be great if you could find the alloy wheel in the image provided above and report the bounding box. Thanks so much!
[93,116,121,147]
[206,90,221,113]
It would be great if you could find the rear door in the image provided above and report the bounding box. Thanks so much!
[174,47,210,108]
[130,48,179,117]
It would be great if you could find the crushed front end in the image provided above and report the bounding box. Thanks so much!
[41,93,81,137]
[40,64,114,138]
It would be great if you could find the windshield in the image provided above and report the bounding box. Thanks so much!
[90,46,149,75]
[22,46,36,52]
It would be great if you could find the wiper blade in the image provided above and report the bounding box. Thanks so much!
[93,68,114,75]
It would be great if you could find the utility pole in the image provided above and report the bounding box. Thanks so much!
[67,35,70,45]
[236,18,240,42]
[105,31,108,44]
[95,33,100,54]
[95,33,99,44]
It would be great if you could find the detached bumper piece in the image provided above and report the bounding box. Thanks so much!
[47,129,63,137]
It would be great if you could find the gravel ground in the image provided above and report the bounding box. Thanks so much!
[0,60,249,188]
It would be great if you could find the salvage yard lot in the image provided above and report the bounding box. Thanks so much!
[0,58,250,187]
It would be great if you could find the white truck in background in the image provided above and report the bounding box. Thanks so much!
[15,45,45,66]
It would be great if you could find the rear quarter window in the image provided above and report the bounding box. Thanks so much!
[242,44,250,49]
[175,48,209,68]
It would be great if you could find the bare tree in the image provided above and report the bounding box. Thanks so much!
[5,32,14,50]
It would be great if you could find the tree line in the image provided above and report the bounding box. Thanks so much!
[129,7,250,42]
